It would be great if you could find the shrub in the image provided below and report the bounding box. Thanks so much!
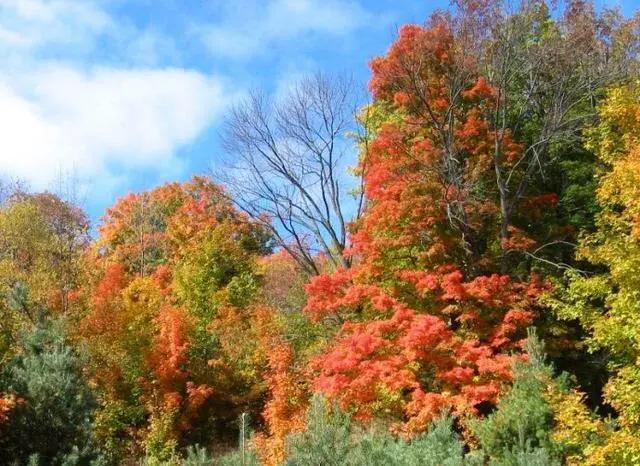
[285,394,469,466]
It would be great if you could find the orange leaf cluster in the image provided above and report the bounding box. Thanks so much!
[254,343,307,466]
[307,265,541,435]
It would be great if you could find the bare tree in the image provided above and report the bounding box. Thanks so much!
[216,73,364,275]
[0,177,28,206]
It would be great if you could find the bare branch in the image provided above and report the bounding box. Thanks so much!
[215,73,365,274]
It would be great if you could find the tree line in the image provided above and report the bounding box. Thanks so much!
[1,0,640,464]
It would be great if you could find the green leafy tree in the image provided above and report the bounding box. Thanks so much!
[468,331,563,466]
[285,395,352,466]
[0,319,102,465]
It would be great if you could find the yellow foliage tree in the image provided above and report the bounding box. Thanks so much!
[0,193,89,361]
[549,82,640,464]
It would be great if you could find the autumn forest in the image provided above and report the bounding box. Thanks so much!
[1,0,640,465]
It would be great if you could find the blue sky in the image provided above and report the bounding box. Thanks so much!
[0,0,635,223]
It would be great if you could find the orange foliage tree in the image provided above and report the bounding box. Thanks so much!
[304,13,555,436]
[79,177,272,458]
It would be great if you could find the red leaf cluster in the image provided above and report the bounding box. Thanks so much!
[303,18,548,435]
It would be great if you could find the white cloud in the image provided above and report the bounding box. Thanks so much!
[0,0,179,68]
[197,0,372,59]
[0,66,229,190]
[0,0,230,203]
[0,0,112,51]
[0,0,377,211]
